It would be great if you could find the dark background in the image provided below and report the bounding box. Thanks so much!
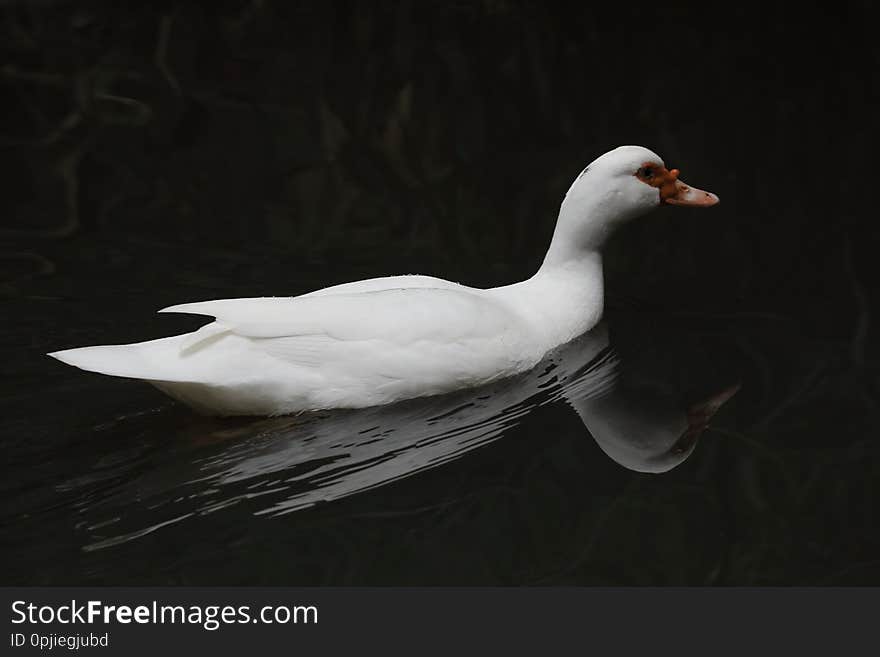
[1,0,878,585]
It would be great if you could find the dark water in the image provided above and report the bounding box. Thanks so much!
[1,2,878,585]
[2,241,876,585]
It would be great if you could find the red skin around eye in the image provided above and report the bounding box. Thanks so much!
[635,162,683,202]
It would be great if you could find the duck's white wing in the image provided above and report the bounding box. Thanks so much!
[50,287,539,413]
[152,288,539,410]
[160,287,521,343]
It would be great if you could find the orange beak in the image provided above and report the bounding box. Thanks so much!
[668,383,741,455]
[661,168,720,207]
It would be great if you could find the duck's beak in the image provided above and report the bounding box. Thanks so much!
[668,383,740,455]
[662,169,720,207]
[685,383,741,435]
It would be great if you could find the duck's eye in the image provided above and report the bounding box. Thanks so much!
[639,166,655,179]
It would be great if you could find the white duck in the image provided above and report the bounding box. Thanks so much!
[49,145,718,416]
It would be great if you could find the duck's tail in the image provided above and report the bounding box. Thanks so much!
[48,334,197,382]
[48,331,290,416]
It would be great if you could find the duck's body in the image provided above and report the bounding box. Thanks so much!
[53,264,603,415]
[49,146,718,416]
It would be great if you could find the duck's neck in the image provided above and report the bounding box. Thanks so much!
[536,251,605,339]
[543,177,623,265]
[494,251,605,350]
[493,181,627,346]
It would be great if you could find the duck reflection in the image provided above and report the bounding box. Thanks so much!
[570,379,738,474]
[77,321,737,550]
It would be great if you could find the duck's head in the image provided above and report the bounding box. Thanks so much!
[548,145,719,259]
[577,145,718,209]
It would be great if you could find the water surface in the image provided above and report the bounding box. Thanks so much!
[3,244,874,585]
